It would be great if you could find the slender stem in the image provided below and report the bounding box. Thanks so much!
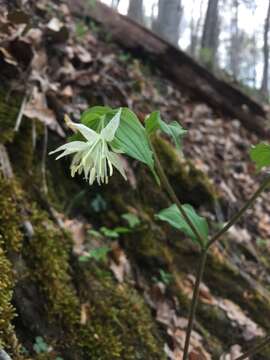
[207,176,270,250]
[182,249,208,360]
[235,335,270,360]
[151,144,205,247]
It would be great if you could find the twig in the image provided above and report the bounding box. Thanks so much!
[182,249,208,360]
[207,176,270,250]
[14,95,27,132]
[235,335,270,360]
[0,144,14,179]
[41,124,48,194]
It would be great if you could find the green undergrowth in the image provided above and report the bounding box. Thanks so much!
[0,177,23,352]
[0,88,21,144]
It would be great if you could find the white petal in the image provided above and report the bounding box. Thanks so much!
[49,141,87,155]
[100,109,121,142]
[72,123,99,142]
[108,152,127,180]
[89,167,96,184]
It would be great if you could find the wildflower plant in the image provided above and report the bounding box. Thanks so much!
[50,105,270,360]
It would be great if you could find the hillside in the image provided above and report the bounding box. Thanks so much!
[0,1,270,360]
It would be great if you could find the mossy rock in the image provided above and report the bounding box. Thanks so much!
[152,135,217,207]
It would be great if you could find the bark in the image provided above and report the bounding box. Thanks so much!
[189,0,204,57]
[128,0,144,25]
[200,0,219,68]
[260,0,270,97]
[230,0,240,79]
[152,0,182,46]
[69,1,269,137]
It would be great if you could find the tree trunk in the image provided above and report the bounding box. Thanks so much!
[260,0,270,97]
[230,0,240,79]
[200,0,219,69]
[152,0,182,46]
[189,0,204,58]
[128,0,144,25]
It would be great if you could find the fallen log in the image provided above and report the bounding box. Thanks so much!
[68,1,269,137]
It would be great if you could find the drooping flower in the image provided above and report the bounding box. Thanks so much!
[50,109,127,185]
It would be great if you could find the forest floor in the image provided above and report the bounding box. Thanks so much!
[1,1,270,360]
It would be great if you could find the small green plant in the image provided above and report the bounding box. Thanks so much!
[75,21,88,39]
[153,269,173,285]
[79,247,110,263]
[33,336,49,354]
[121,213,140,228]
[50,106,270,360]
[90,194,107,212]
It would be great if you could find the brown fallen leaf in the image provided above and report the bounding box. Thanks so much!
[109,243,131,283]
[80,303,91,325]
[219,344,245,360]
[23,87,65,137]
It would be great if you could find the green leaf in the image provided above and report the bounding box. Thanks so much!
[121,213,141,228]
[155,204,208,246]
[79,247,110,262]
[100,226,119,238]
[111,108,156,176]
[159,269,173,285]
[250,143,270,171]
[87,229,103,238]
[146,111,186,149]
[113,226,131,234]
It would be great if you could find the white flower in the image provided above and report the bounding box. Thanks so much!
[50,109,127,185]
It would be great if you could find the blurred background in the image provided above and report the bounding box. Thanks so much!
[101,0,270,101]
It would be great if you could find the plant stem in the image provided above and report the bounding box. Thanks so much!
[182,249,208,360]
[151,144,205,247]
[235,335,270,360]
[151,140,270,360]
[207,176,270,250]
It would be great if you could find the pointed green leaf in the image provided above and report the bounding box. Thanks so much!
[111,108,156,175]
[250,143,270,171]
[121,213,141,228]
[156,204,208,246]
[146,111,187,149]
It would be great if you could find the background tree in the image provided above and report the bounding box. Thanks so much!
[260,0,270,97]
[200,0,220,69]
[189,0,205,58]
[229,0,240,79]
[128,0,144,25]
[152,0,183,46]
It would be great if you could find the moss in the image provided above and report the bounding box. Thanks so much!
[23,204,80,327]
[76,263,165,360]
[152,135,217,207]
[0,246,15,349]
[0,88,21,144]
[0,176,23,252]
[0,177,22,346]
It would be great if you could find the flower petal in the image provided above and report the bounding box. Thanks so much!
[72,123,99,142]
[49,141,88,155]
[101,109,121,142]
[108,152,127,180]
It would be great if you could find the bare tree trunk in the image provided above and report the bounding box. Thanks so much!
[230,0,240,79]
[152,0,182,46]
[128,0,144,25]
[189,0,204,58]
[200,0,219,69]
[111,0,120,10]
[261,0,270,97]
